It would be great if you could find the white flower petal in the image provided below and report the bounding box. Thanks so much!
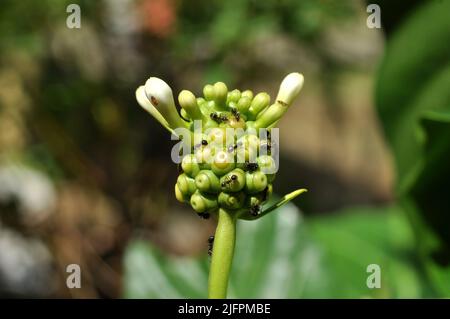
[136,86,171,131]
[276,72,304,106]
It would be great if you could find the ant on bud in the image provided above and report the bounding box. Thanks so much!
[231,108,240,121]
[193,139,208,151]
[249,204,261,217]
[261,186,270,202]
[198,213,210,219]
[221,174,237,187]
[210,112,229,124]
[208,235,214,256]
[244,161,258,172]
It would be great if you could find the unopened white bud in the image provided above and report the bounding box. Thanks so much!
[144,77,187,129]
[276,72,304,106]
[136,86,171,131]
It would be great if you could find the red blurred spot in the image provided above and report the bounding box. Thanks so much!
[140,0,176,38]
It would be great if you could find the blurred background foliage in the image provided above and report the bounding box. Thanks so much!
[0,0,448,298]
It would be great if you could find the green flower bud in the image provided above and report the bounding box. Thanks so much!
[181,154,200,178]
[227,89,241,104]
[203,84,215,101]
[190,190,218,213]
[237,96,252,114]
[195,145,215,169]
[236,134,259,163]
[220,168,246,192]
[178,90,204,120]
[218,192,246,210]
[257,155,277,183]
[241,90,254,100]
[211,151,235,176]
[175,183,190,203]
[245,171,268,194]
[197,97,206,105]
[248,92,270,120]
[213,82,228,109]
[177,173,197,195]
[204,119,219,129]
[228,101,237,109]
[199,100,215,118]
[228,117,246,129]
[207,127,226,146]
[195,170,221,194]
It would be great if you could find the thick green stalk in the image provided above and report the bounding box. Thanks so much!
[208,208,236,299]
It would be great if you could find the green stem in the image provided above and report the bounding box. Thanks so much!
[208,208,236,299]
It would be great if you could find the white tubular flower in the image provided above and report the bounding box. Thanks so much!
[276,72,304,106]
[135,86,172,132]
[254,72,304,129]
[143,77,188,129]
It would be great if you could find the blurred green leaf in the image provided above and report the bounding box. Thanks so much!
[124,203,318,298]
[124,203,430,298]
[375,0,450,194]
[375,0,450,297]
[410,110,450,296]
[308,205,429,298]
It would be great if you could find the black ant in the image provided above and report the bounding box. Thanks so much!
[261,186,270,202]
[277,100,288,107]
[231,108,240,121]
[263,129,271,140]
[207,235,214,256]
[259,130,273,154]
[193,139,208,151]
[210,112,228,124]
[221,174,237,187]
[249,204,261,217]
[198,213,210,219]
[244,161,258,172]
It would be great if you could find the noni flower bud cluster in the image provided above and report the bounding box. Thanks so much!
[136,73,305,220]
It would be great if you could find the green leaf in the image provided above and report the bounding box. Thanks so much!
[375,0,450,296]
[405,110,450,296]
[307,205,431,298]
[375,0,450,194]
[123,203,431,298]
[124,202,319,298]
